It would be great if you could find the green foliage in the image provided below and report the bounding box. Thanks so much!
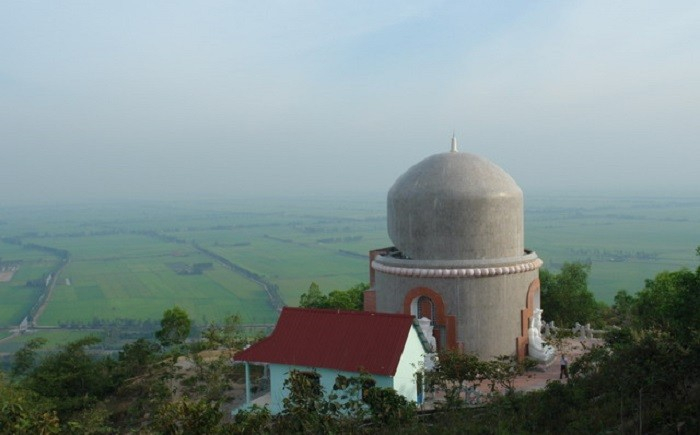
[11,337,47,379]
[19,336,118,419]
[230,405,273,434]
[201,314,246,350]
[608,248,700,343]
[64,404,114,435]
[424,250,700,433]
[184,352,239,403]
[429,350,481,390]
[152,398,223,435]
[233,370,418,433]
[327,282,368,310]
[610,289,636,326]
[419,328,700,433]
[363,386,416,427]
[0,373,60,435]
[117,338,161,379]
[277,370,358,433]
[281,370,325,415]
[298,282,326,308]
[298,282,367,310]
[570,329,700,433]
[540,262,602,327]
[111,354,175,430]
[155,306,192,347]
[427,350,530,409]
[481,355,532,393]
[634,267,700,343]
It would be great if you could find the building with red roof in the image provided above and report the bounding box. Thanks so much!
[234,307,432,412]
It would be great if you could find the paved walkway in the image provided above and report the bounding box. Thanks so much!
[511,354,568,393]
[511,337,600,392]
[420,338,601,409]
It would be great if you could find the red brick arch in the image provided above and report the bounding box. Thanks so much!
[516,278,541,361]
[403,287,458,350]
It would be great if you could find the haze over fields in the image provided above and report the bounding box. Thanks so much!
[1,1,699,205]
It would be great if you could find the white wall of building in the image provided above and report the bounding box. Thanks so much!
[393,326,425,402]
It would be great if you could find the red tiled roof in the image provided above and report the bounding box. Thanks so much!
[234,307,420,376]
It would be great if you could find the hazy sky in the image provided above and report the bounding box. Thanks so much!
[2,1,699,204]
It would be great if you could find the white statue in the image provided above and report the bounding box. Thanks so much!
[574,322,586,340]
[528,309,555,362]
[417,317,437,352]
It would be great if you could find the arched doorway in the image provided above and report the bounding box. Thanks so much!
[404,287,457,351]
[414,295,435,321]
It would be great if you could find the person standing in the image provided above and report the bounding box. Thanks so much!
[560,354,570,380]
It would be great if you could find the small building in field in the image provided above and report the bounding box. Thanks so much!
[234,307,432,413]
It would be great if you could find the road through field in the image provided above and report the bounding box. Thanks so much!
[193,243,285,313]
[31,259,70,326]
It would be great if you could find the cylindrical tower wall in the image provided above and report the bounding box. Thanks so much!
[374,266,538,358]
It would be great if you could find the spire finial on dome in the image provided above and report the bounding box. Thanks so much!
[450,132,458,153]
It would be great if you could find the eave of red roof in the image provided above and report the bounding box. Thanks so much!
[234,307,420,376]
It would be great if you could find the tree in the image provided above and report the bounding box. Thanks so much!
[0,373,60,434]
[118,338,161,378]
[152,397,223,435]
[363,385,416,428]
[299,282,328,308]
[201,314,245,350]
[327,283,367,310]
[155,306,192,347]
[11,337,47,378]
[20,336,117,419]
[611,289,635,327]
[540,262,601,327]
[299,282,367,310]
[633,257,700,344]
[427,349,531,408]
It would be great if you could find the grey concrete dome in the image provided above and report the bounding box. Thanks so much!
[387,151,524,261]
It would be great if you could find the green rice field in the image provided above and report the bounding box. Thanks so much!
[525,195,700,301]
[1,195,698,351]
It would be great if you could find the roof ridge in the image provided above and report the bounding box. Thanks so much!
[284,306,414,319]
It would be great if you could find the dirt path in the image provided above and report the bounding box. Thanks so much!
[192,243,285,312]
[31,259,70,326]
[510,337,600,392]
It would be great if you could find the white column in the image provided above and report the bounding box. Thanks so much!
[245,362,251,405]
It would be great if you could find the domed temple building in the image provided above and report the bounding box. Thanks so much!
[364,137,544,360]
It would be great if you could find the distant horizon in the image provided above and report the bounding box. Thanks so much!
[2,188,699,209]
